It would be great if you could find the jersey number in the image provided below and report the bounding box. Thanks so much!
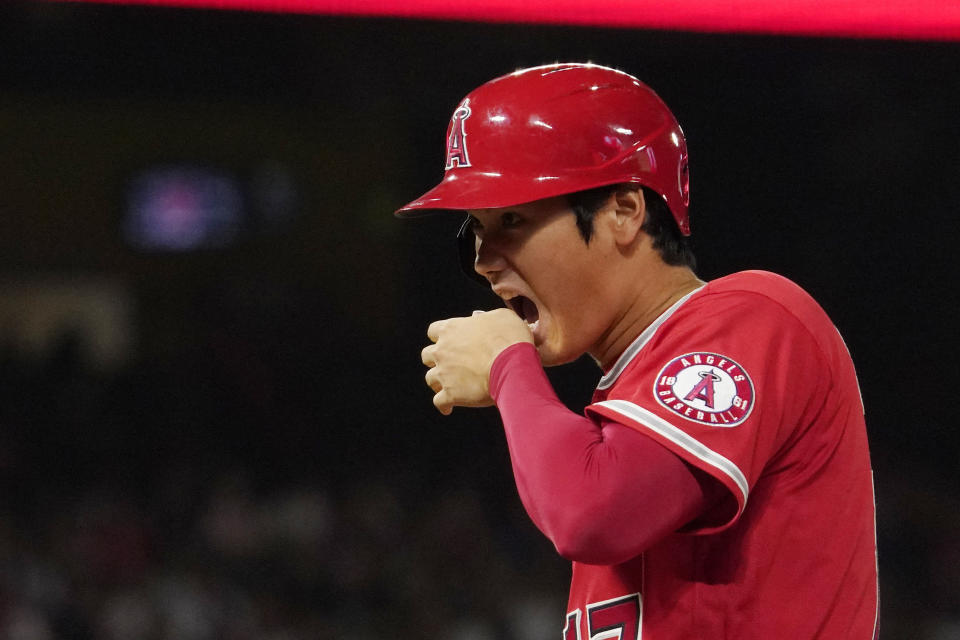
[563,593,642,640]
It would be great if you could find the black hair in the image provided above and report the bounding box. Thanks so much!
[567,184,696,270]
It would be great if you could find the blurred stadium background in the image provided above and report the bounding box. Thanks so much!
[0,2,958,638]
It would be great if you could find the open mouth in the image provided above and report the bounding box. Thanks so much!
[507,295,540,328]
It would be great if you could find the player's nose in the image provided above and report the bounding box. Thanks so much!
[473,235,508,280]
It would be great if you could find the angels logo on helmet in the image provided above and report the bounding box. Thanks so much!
[654,352,755,427]
[445,105,472,170]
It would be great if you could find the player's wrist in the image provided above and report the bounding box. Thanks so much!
[489,342,540,401]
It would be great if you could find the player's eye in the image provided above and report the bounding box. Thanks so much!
[467,215,483,233]
[501,211,522,228]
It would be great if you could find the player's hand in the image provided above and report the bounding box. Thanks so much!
[421,308,534,415]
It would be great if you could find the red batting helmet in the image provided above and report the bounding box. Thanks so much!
[395,63,691,236]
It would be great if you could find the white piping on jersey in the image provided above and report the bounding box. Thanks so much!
[596,285,705,391]
[870,470,880,639]
[835,324,866,415]
[594,399,750,505]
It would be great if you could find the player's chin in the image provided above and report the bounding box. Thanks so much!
[535,341,579,368]
[532,319,578,366]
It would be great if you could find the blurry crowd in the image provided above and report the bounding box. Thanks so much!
[0,472,566,640]
[0,323,567,640]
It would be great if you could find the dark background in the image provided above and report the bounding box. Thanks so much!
[0,2,958,638]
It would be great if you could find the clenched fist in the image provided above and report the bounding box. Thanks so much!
[421,308,534,415]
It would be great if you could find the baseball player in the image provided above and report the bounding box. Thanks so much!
[399,63,879,639]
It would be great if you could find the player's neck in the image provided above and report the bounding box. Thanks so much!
[591,264,704,372]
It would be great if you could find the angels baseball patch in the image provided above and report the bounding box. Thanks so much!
[654,352,755,427]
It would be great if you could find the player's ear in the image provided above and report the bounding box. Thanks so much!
[609,186,645,246]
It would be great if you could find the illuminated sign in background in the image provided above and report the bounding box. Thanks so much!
[54,0,960,40]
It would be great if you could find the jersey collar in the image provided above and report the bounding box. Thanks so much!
[596,285,705,391]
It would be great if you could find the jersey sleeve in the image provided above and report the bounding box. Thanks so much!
[585,289,831,533]
[490,342,724,564]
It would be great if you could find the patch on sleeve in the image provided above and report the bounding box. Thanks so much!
[653,352,755,427]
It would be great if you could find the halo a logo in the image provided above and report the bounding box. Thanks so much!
[654,352,755,427]
[445,105,472,170]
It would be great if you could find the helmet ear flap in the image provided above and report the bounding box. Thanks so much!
[457,217,490,288]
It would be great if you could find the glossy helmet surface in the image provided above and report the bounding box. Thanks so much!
[396,63,691,236]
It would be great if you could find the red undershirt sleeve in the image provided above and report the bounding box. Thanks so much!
[489,342,723,565]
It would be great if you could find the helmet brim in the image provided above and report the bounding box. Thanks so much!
[395,172,543,217]
[395,170,634,218]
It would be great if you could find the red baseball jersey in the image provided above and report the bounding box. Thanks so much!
[568,271,878,639]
